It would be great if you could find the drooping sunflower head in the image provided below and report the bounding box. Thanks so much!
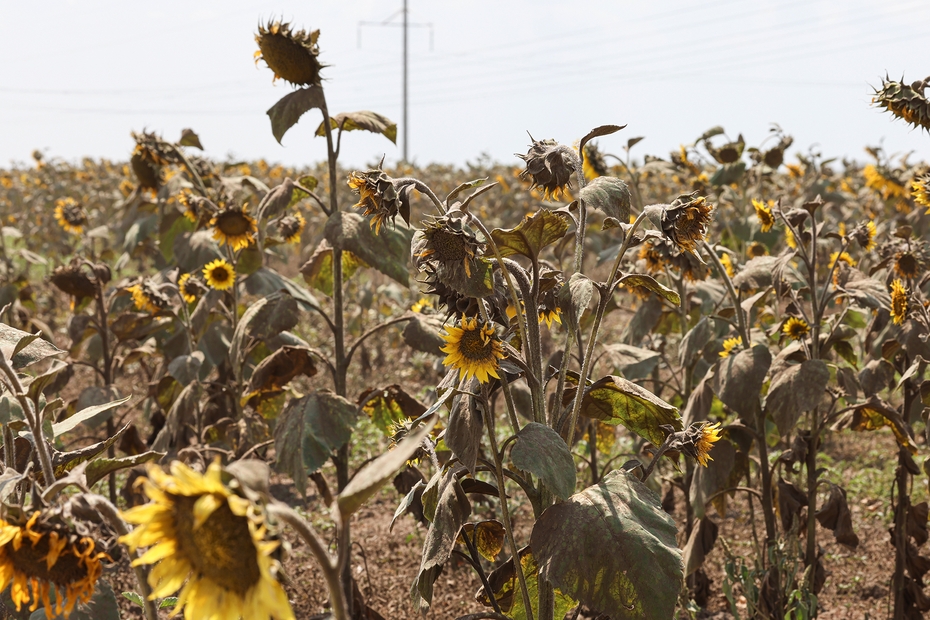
[255,20,323,87]
[277,212,306,244]
[850,220,877,252]
[413,217,483,279]
[863,164,907,200]
[752,198,775,233]
[130,131,173,192]
[704,135,744,164]
[638,242,667,273]
[203,259,236,291]
[872,76,930,132]
[517,137,576,199]
[890,279,908,325]
[178,272,207,304]
[177,189,199,224]
[894,250,921,280]
[348,169,407,234]
[440,315,506,384]
[747,242,769,258]
[829,251,856,270]
[127,279,171,314]
[53,198,87,235]
[692,422,723,467]
[121,461,294,620]
[719,336,742,358]
[0,510,108,617]
[211,204,257,251]
[49,262,96,306]
[581,142,609,181]
[761,135,793,169]
[913,173,930,209]
[536,269,563,329]
[782,317,810,341]
[662,192,715,253]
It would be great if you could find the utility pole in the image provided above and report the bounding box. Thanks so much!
[358,3,432,162]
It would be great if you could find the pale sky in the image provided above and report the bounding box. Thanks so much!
[2,0,928,170]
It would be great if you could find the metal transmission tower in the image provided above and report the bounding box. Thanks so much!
[358,1,432,162]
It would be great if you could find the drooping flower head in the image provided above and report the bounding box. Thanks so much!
[49,262,97,308]
[872,76,930,132]
[254,20,323,87]
[913,174,930,209]
[127,279,171,314]
[53,198,88,235]
[890,279,908,325]
[747,242,768,258]
[894,250,921,280]
[203,259,236,291]
[178,273,207,304]
[211,204,257,251]
[440,315,506,384]
[850,220,877,252]
[0,510,108,617]
[121,461,294,620]
[278,212,306,245]
[581,142,609,181]
[661,192,715,254]
[752,199,775,233]
[719,336,742,358]
[347,169,409,234]
[517,137,576,200]
[413,216,483,280]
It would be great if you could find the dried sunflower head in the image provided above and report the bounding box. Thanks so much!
[348,169,409,234]
[894,250,922,280]
[53,198,87,235]
[872,75,930,132]
[255,20,323,87]
[0,509,108,617]
[849,220,877,252]
[49,262,96,307]
[517,137,576,199]
[211,204,257,251]
[130,131,174,192]
[638,241,667,273]
[747,241,769,258]
[761,135,794,168]
[661,192,714,254]
[413,216,483,279]
[127,279,171,314]
[704,135,744,164]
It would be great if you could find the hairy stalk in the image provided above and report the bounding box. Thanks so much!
[0,354,55,487]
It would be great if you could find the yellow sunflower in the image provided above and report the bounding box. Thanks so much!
[211,205,257,251]
[203,259,236,291]
[411,297,433,313]
[785,228,797,249]
[829,251,856,269]
[890,279,908,325]
[747,241,768,258]
[662,193,714,253]
[752,199,775,233]
[0,511,107,617]
[694,422,722,467]
[863,164,907,200]
[53,198,87,235]
[913,175,930,210]
[786,163,804,179]
[127,281,169,314]
[719,336,742,358]
[178,273,207,304]
[278,212,306,245]
[178,189,199,224]
[440,315,506,383]
[719,253,735,277]
[538,307,562,329]
[121,461,294,620]
[782,317,810,341]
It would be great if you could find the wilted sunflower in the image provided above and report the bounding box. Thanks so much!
[0,511,107,617]
[178,189,199,224]
[53,198,87,235]
[517,137,576,199]
[872,76,930,132]
[178,273,207,304]
[890,279,908,325]
[582,142,609,181]
[719,336,742,358]
[254,20,323,87]
[863,164,907,200]
[413,217,482,279]
[203,259,236,291]
[278,212,306,244]
[752,199,775,233]
[782,317,810,341]
[121,461,294,620]
[894,250,921,279]
[747,242,768,258]
[128,280,170,314]
[913,174,930,209]
[130,132,172,192]
[211,204,257,251]
[440,315,506,383]
[638,242,666,273]
[850,220,877,252]
[661,192,714,254]
[348,169,408,234]
[49,263,96,308]
[691,422,723,467]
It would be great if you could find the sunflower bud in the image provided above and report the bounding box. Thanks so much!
[661,192,714,253]
[517,138,576,199]
[872,76,930,132]
[255,21,324,87]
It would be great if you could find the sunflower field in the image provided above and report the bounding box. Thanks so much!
[0,16,929,620]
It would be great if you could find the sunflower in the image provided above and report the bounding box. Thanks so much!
[894,250,921,279]
[538,307,562,329]
[0,511,107,617]
[581,142,608,181]
[752,199,775,232]
[278,212,306,244]
[178,189,199,224]
[747,242,768,258]
[119,179,135,197]
[128,280,169,314]
[890,279,908,325]
[413,217,482,279]
[785,229,797,249]
[254,20,323,87]
[719,336,742,358]
[829,251,856,269]
[913,174,930,209]
[693,422,723,467]
[203,259,236,291]
[440,315,505,383]
[863,164,907,200]
[517,137,575,199]
[872,76,930,132]
[411,297,433,313]
[638,243,666,273]
[49,263,96,307]
[785,163,804,179]
[782,317,810,341]
[661,192,714,254]
[211,205,257,251]
[719,253,735,277]
[53,198,87,235]
[850,220,877,252]
[348,169,406,234]
[121,461,294,620]
[178,273,207,304]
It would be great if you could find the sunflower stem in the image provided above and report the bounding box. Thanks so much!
[0,353,56,487]
[701,240,749,348]
[92,496,159,620]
